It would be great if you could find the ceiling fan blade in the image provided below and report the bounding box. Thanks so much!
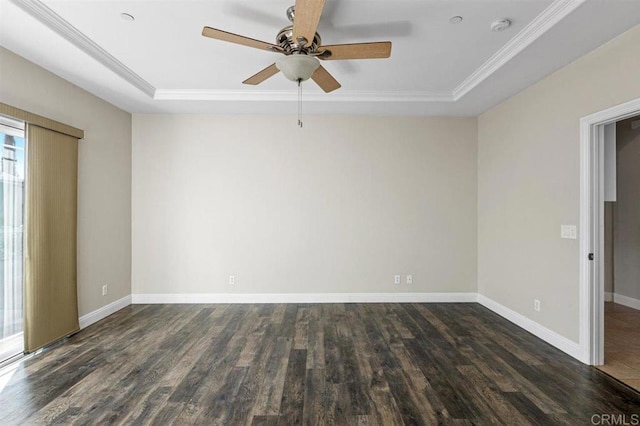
[311,65,341,93]
[292,0,326,47]
[243,63,280,85]
[318,42,392,60]
[202,27,281,52]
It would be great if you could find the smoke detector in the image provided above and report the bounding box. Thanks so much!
[491,19,511,32]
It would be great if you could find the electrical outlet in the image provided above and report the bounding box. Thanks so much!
[102,285,108,296]
[394,275,401,285]
[406,275,413,284]
[229,275,235,285]
[534,299,541,312]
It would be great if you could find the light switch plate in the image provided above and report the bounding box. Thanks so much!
[561,225,577,239]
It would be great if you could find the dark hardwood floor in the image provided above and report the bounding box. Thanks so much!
[1,303,639,425]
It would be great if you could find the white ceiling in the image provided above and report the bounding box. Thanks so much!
[1,0,640,116]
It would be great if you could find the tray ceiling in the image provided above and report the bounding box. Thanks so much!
[1,0,640,115]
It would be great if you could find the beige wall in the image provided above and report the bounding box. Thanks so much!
[132,115,477,295]
[614,116,640,301]
[478,25,640,342]
[0,47,132,316]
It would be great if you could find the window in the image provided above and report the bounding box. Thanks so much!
[0,115,25,363]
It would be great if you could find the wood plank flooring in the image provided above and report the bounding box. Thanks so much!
[0,303,639,425]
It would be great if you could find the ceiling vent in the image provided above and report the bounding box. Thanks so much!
[491,19,511,32]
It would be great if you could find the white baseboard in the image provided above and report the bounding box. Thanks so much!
[79,295,132,329]
[131,292,478,304]
[613,293,640,311]
[604,292,613,302]
[477,294,582,361]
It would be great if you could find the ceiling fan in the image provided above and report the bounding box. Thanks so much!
[201,0,392,93]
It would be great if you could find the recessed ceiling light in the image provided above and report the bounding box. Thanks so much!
[120,13,135,22]
[490,18,511,32]
[449,16,463,25]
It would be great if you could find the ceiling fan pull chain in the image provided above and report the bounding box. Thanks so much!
[298,79,303,128]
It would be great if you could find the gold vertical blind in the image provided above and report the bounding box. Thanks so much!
[24,124,80,352]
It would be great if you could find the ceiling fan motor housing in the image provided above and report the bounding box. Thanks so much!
[277,26,322,55]
[201,0,390,92]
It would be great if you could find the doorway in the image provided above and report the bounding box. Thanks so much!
[596,115,640,391]
[579,97,640,371]
[0,115,26,364]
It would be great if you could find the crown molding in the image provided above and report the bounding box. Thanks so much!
[452,0,586,101]
[153,89,455,103]
[12,0,583,107]
[11,0,156,97]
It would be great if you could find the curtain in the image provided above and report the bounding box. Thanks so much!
[24,124,79,352]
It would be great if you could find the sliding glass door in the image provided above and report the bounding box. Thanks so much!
[0,117,25,363]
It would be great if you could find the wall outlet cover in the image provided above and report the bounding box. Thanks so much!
[560,225,577,239]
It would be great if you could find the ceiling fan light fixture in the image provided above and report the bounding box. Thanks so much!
[276,54,320,82]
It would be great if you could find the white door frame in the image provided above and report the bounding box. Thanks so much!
[579,96,640,365]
